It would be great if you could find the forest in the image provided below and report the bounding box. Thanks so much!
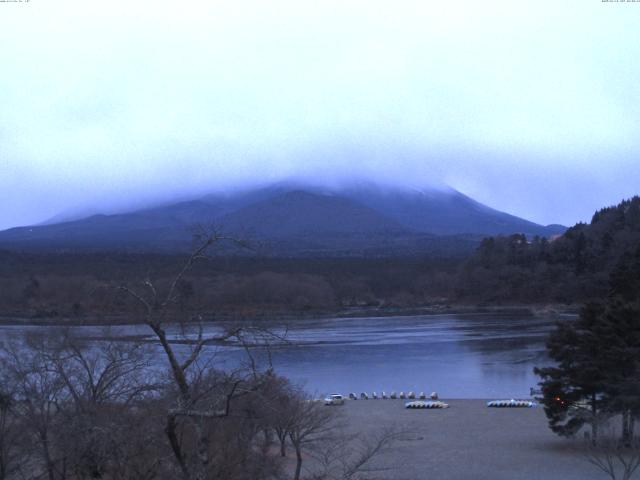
[0,196,638,322]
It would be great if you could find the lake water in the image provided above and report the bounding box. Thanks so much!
[0,313,571,398]
[213,314,563,399]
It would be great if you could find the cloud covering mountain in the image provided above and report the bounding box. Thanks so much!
[0,182,565,255]
[1,1,638,230]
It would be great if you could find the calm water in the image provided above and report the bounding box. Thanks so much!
[216,314,565,398]
[0,313,571,398]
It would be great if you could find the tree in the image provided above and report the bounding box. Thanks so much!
[263,375,298,458]
[0,330,161,480]
[287,394,337,480]
[0,386,28,480]
[117,230,283,480]
[584,428,640,480]
[0,326,289,480]
[597,248,640,446]
[535,302,609,441]
[312,427,403,480]
[50,331,158,479]
[2,334,70,480]
[536,246,640,445]
[0,229,404,479]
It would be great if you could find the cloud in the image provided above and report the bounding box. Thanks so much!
[1,0,639,229]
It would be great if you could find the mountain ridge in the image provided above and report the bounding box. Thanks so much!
[0,183,565,256]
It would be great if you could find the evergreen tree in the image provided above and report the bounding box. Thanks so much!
[534,303,608,442]
[536,246,640,444]
[599,247,640,445]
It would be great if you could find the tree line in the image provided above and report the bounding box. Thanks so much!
[2,196,639,320]
[458,196,640,304]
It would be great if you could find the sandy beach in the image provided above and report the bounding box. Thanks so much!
[332,399,604,480]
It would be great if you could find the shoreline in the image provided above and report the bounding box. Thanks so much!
[0,303,579,327]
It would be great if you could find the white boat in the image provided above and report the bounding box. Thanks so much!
[405,400,449,409]
[487,399,536,408]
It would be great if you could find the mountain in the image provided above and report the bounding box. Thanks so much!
[0,182,565,255]
[219,190,409,237]
[335,183,565,237]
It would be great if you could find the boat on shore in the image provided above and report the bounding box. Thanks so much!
[405,400,449,409]
[487,399,536,408]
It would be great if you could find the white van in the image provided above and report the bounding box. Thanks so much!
[324,394,345,405]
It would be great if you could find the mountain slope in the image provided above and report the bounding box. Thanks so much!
[0,182,565,255]
[342,184,564,236]
[0,200,223,251]
[219,190,410,237]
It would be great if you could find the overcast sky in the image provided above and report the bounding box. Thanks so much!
[1,0,639,230]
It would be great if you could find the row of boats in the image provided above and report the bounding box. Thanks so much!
[486,399,537,408]
[405,399,536,409]
[347,391,438,400]
[325,393,536,409]
[405,401,449,409]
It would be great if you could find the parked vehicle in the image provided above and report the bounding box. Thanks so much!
[324,394,345,405]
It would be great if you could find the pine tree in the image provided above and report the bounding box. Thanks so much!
[536,246,640,444]
[534,303,608,442]
[599,247,640,445]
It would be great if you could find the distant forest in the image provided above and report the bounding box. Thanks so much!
[1,197,638,321]
[459,196,640,303]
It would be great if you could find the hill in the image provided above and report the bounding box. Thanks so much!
[458,196,640,303]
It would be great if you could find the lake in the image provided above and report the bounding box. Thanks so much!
[212,313,564,398]
[0,312,571,399]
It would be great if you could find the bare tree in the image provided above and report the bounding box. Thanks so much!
[47,330,155,411]
[585,426,640,480]
[49,331,158,480]
[0,385,29,480]
[1,335,69,480]
[281,391,402,480]
[117,230,284,480]
[287,395,338,480]
[311,428,402,480]
[1,229,399,480]
[260,375,298,458]
[0,330,164,480]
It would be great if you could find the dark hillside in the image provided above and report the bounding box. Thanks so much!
[458,196,640,303]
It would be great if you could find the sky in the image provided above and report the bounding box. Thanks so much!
[1,0,639,230]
